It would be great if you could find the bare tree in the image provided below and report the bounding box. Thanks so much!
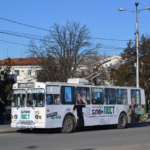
[28,21,101,82]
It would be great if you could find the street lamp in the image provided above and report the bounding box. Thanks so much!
[119,2,150,88]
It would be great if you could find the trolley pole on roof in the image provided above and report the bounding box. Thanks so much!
[118,2,150,88]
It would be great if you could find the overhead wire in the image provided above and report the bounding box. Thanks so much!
[0,39,28,46]
[0,30,43,40]
[0,17,49,31]
[0,17,134,42]
[0,30,127,50]
[0,17,135,52]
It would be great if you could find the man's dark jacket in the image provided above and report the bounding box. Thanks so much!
[0,102,6,114]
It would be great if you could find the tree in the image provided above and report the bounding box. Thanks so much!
[28,21,101,82]
[0,58,15,105]
[110,34,150,90]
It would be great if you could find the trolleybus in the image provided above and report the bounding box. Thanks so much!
[11,78,146,133]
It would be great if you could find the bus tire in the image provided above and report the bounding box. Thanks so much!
[61,115,74,133]
[117,113,127,129]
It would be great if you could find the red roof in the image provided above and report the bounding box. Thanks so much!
[0,57,40,66]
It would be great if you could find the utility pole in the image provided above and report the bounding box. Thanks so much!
[119,2,150,88]
[135,2,139,88]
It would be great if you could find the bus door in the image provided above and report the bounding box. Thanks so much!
[91,88,105,125]
[45,86,62,128]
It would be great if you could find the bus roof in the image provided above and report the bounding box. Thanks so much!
[13,81,143,90]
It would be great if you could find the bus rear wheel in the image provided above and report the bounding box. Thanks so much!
[117,113,127,129]
[61,115,74,133]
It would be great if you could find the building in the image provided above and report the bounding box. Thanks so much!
[0,57,41,83]
[0,56,121,84]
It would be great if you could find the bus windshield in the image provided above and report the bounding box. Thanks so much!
[27,89,45,107]
[12,90,26,107]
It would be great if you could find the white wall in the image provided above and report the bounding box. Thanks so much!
[10,65,41,83]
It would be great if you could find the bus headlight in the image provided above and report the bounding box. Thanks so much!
[35,115,38,119]
[39,115,42,119]
[11,115,13,119]
[14,115,18,119]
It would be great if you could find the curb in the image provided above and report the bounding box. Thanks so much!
[127,121,150,126]
[0,129,18,134]
[0,128,31,134]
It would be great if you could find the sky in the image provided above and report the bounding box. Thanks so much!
[0,0,150,60]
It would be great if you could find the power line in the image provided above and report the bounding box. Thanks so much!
[0,30,44,38]
[0,17,134,42]
[92,37,134,41]
[0,39,28,46]
[0,30,127,50]
[0,38,127,51]
[0,17,49,31]
[0,30,42,40]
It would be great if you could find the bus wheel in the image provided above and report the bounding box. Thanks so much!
[117,113,127,129]
[61,115,74,133]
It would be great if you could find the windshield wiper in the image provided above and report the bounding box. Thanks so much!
[17,106,20,110]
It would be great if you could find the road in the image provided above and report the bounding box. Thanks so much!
[0,124,150,150]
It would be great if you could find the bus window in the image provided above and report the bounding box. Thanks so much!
[116,89,127,104]
[91,88,103,104]
[27,89,45,107]
[61,86,76,104]
[131,90,141,104]
[46,94,61,105]
[105,88,116,104]
[76,87,90,104]
[12,90,26,107]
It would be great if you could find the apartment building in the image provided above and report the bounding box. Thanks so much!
[0,56,121,84]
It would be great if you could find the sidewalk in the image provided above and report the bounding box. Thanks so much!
[0,121,18,134]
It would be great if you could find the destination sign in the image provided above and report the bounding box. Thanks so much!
[18,83,34,88]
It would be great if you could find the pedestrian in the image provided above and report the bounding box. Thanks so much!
[0,99,6,124]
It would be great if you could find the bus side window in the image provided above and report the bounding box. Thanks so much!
[91,88,103,104]
[116,89,127,105]
[76,87,90,104]
[46,94,61,105]
[53,95,61,104]
[131,89,141,104]
[61,86,76,104]
[105,88,116,104]
[46,95,53,104]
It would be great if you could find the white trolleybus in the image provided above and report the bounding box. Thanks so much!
[11,78,146,133]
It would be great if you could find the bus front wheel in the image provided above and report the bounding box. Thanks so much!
[61,115,74,133]
[117,113,127,129]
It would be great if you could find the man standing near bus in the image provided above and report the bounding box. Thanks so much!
[0,98,6,124]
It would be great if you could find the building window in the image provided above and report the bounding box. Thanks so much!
[15,70,20,76]
[28,70,31,76]
[35,70,40,75]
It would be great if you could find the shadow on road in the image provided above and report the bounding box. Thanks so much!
[26,146,38,149]
[17,122,150,134]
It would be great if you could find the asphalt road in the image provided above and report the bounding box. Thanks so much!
[0,124,150,150]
